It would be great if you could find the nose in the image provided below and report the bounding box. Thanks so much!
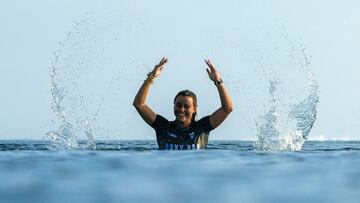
[178,106,185,112]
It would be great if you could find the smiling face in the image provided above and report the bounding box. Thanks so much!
[173,95,196,128]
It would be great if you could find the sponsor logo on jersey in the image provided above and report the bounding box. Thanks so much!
[164,143,198,150]
[168,132,178,138]
[188,132,195,140]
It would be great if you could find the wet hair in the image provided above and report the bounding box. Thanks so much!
[173,90,198,122]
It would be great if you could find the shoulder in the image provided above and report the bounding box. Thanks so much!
[196,116,211,124]
[151,114,170,129]
[194,116,214,132]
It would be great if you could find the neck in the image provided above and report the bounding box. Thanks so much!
[176,120,191,128]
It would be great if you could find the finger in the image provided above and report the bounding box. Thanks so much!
[206,68,211,76]
[207,59,216,72]
[156,58,167,68]
[206,59,213,67]
[204,59,211,68]
[207,59,212,65]
[159,57,167,65]
[161,57,168,65]
[155,60,162,68]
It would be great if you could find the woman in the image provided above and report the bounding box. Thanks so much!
[133,57,233,150]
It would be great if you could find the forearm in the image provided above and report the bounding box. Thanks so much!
[133,74,157,125]
[133,77,152,108]
[133,57,167,125]
[216,83,233,113]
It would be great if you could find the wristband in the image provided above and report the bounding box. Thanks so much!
[214,78,223,86]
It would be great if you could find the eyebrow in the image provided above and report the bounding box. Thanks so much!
[176,102,190,105]
[176,102,191,107]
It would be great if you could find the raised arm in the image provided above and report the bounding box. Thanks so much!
[205,59,233,129]
[133,57,168,125]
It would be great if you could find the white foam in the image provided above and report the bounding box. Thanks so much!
[254,46,319,151]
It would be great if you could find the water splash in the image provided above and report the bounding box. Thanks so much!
[46,33,78,149]
[254,40,319,151]
[254,78,307,151]
[46,19,98,150]
[289,48,319,140]
[44,15,152,149]
[289,76,319,139]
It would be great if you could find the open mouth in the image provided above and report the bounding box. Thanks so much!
[176,112,188,119]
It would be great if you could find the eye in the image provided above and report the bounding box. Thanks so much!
[184,104,190,109]
[176,103,182,108]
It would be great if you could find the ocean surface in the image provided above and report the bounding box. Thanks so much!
[0,140,359,203]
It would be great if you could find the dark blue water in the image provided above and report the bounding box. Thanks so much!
[0,140,359,203]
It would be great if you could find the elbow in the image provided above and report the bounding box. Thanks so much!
[133,101,144,110]
[223,105,233,114]
[227,103,234,113]
[227,107,234,114]
[133,101,140,109]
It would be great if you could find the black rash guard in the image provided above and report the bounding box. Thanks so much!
[151,114,214,150]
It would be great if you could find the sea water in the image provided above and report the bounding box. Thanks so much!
[0,140,359,203]
[11,16,356,203]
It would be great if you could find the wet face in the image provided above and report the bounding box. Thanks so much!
[173,95,196,127]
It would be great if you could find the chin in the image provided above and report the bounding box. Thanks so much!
[176,117,189,123]
[176,118,185,122]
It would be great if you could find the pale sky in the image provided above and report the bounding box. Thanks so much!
[1,0,360,140]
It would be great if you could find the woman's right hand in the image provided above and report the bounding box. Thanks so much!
[151,57,168,77]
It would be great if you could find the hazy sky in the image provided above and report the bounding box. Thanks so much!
[1,0,360,140]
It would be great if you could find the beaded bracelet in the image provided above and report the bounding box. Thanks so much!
[145,72,155,84]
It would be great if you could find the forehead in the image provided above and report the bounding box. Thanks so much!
[174,95,194,105]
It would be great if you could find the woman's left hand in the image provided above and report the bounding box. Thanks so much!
[205,59,222,82]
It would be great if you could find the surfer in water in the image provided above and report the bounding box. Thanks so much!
[133,57,233,150]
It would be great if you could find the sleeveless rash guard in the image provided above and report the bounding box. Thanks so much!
[151,114,214,150]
